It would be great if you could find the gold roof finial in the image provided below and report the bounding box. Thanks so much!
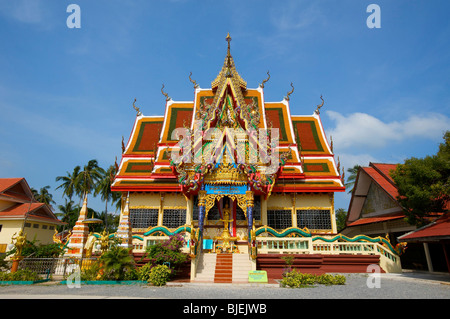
[161,84,171,102]
[259,70,270,88]
[211,33,246,89]
[315,95,325,114]
[133,98,142,116]
[284,82,295,101]
[189,72,199,89]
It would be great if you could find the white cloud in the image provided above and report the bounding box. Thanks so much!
[326,110,449,150]
[0,0,44,24]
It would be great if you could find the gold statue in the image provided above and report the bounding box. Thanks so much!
[99,229,110,254]
[214,201,238,253]
[11,230,27,257]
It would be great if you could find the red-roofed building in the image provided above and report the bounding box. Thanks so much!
[0,178,65,254]
[399,213,450,273]
[343,163,410,238]
[342,163,449,273]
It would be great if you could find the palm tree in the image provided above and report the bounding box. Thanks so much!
[100,246,135,280]
[94,165,117,229]
[345,165,361,194]
[56,166,81,201]
[56,199,80,232]
[35,186,56,208]
[76,159,105,198]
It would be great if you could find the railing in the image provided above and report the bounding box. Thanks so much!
[18,257,98,277]
[254,236,402,272]
[256,237,312,254]
[312,241,377,255]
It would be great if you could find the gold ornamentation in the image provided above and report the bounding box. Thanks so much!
[11,230,26,257]
[133,98,142,116]
[189,72,199,89]
[161,84,171,101]
[284,82,294,101]
[259,70,270,88]
[315,95,324,114]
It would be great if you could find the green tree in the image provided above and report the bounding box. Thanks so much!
[56,199,79,232]
[34,185,56,208]
[94,165,119,228]
[56,166,81,201]
[335,208,348,232]
[391,131,450,227]
[345,165,361,194]
[76,159,104,198]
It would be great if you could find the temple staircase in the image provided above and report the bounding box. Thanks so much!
[193,253,253,283]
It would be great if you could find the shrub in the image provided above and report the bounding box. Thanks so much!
[281,270,346,288]
[146,235,188,271]
[137,263,153,282]
[0,269,40,282]
[99,246,136,280]
[148,264,172,286]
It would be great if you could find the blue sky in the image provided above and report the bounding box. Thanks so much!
[0,0,449,215]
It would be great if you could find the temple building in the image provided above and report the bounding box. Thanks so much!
[111,35,405,281]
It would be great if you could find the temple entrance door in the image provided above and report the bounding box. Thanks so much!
[204,196,246,253]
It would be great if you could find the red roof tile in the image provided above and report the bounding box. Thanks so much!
[0,202,45,217]
[0,178,23,193]
[399,213,450,241]
[347,214,405,227]
[362,166,399,200]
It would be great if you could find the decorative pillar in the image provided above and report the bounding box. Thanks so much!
[116,192,133,250]
[246,190,254,238]
[186,195,193,226]
[291,193,297,228]
[198,189,206,237]
[158,192,165,226]
[65,194,90,257]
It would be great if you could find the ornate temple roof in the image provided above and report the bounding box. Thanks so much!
[112,35,345,196]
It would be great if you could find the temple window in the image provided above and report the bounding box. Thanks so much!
[162,208,187,228]
[296,209,332,230]
[130,208,159,229]
[267,209,292,229]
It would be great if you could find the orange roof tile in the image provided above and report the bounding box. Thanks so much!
[0,178,24,193]
[362,166,399,200]
[399,213,450,241]
[347,214,405,227]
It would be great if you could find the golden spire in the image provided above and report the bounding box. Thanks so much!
[211,33,246,89]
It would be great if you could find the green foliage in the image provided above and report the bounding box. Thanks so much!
[345,164,361,194]
[391,131,450,227]
[0,255,10,271]
[9,240,64,258]
[0,269,40,281]
[79,261,103,281]
[146,235,189,269]
[281,255,295,266]
[137,263,153,282]
[148,264,172,286]
[335,208,348,232]
[280,270,346,288]
[99,246,136,280]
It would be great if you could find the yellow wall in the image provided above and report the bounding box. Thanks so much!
[0,219,58,253]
